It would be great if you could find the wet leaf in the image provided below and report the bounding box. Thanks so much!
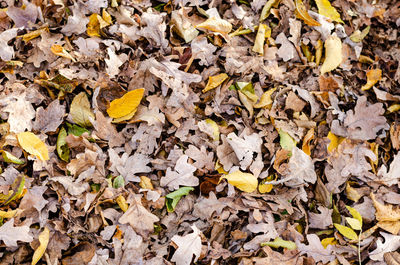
[320,35,342,75]
[17,132,49,161]
[295,0,321,27]
[70,92,95,128]
[315,0,344,23]
[220,170,258,193]
[32,227,50,265]
[166,186,194,212]
[202,73,228,93]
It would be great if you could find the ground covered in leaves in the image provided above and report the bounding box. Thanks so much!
[0,0,400,264]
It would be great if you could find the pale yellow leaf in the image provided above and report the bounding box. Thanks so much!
[202,73,228,93]
[254,88,276,108]
[220,170,258,193]
[346,217,362,230]
[17,132,49,161]
[107,89,145,119]
[315,0,344,23]
[0,209,21,218]
[295,0,321,27]
[334,223,358,240]
[205,119,220,141]
[31,227,50,265]
[50,44,76,62]
[70,92,95,127]
[361,69,382,91]
[320,35,342,75]
[321,237,337,249]
[346,205,363,226]
[196,17,232,35]
[252,24,268,55]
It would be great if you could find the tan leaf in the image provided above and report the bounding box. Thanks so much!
[70,92,95,128]
[202,73,228,93]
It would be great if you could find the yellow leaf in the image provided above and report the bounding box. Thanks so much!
[327,131,341,152]
[107,89,145,119]
[17,132,49,161]
[70,92,95,127]
[102,10,112,25]
[258,175,275,193]
[220,170,258,193]
[346,206,363,227]
[295,0,321,27]
[50,44,76,62]
[371,193,400,222]
[321,237,337,248]
[302,128,314,156]
[346,182,362,202]
[346,217,362,230]
[388,104,400,113]
[196,17,232,35]
[334,223,358,240]
[139,176,154,190]
[205,119,220,141]
[254,88,276,109]
[315,0,344,23]
[17,27,48,42]
[31,227,50,265]
[0,209,20,218]
[203,73,228,93]
[252,24,268,55]
[116,195,129,212]
[361,69,382,91]
[320,35,342,75]
[87,14,101,37]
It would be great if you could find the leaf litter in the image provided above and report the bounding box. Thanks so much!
[0,0,400,264]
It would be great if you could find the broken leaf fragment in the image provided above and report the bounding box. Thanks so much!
[31,227,50,265]
[315,0,344,23]
[202,73,228,93]
[320,35,342,75]
[361,69,382,91]
[50,44,76,62]
[166,186,194,212]
[196,17,232,35]
[220,170,258,193]
[295,0,321,27]
[17,132,49,161]
[70,92,95,127]
[107,88,145,122]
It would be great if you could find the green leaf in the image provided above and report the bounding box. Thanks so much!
[332,204,341,224]
[66,122,89,136]
[345,217,362,231]
[165,187,194,212]
[56,127,69,162]
[334,223,358,240]
[0,150,24,165]
[113,175,125,189]
[70,92,95,128]
[261,237,297,250]
[4,174,25,205]
[279,130,297,152]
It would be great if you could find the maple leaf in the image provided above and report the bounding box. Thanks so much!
[171,225,202,265]
[0,218,33,247]
[160,155,198,190]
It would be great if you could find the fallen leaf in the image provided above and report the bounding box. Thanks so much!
[196,17,232,35]
[370,232,400,261]
[361,69,382,91]
[32,227,50,265]
[259,0,280,22]
[202,73,228,93]
[220,170,258,193]
[50,44,76,62]
[106,88,145,121]
[17,132,49,161]
[295,0,321,27]
[0,218,33,247]
[297,234,335,263]
[315,0,344,23]
[160,155,198,190]
[261,237,297,250]
[252,24,269,54]
[320,34,342,75]
[70,92,95,127]
[56,127,69,162]
[171,225,202,265]
[166,186,194,212]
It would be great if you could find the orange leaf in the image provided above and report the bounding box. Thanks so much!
[295,0,321,27]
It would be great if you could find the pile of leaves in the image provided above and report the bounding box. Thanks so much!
[0,0,400,264]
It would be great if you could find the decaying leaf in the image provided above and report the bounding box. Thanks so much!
[297,234,335,263]
[171,225,202,265]
[220,170,258,193]
[160,155,198,190]
[370,232,400,261]
[196,17,232,35]
[0,218,33,247]
[320,34,342,75]
[50,44,76,62]
[17,132,49,161]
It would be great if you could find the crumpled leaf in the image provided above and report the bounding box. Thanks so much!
[202,73,228,93]
[196,17,232,35]
[295,0,321,27]
[370,232,400,261]
[259,0,280,22]
[33,99,65,133]
[17,132,49,161]
[107,89,145,122]
[220,170,258,193]
[32,227,50,265]
[166,186,194,212]
[197,119,220,141]
[70,92,95,128]
[171,225,202,265]
[361,69,382,91]
[160,155,198,190]
[50,44,76,62]
[315,0,344,23]
[0,218,33,247]
[226,132,262,170]
[371,193,400,234]
[320,34,342,75]
[377,152,400,186]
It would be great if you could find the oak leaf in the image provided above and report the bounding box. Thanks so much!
[171,225,202,265]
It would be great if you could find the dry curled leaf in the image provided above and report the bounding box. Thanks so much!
[295,0,321,27]
[196,17,232,35]
[361,69,382,91]
[32,227,50,265]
